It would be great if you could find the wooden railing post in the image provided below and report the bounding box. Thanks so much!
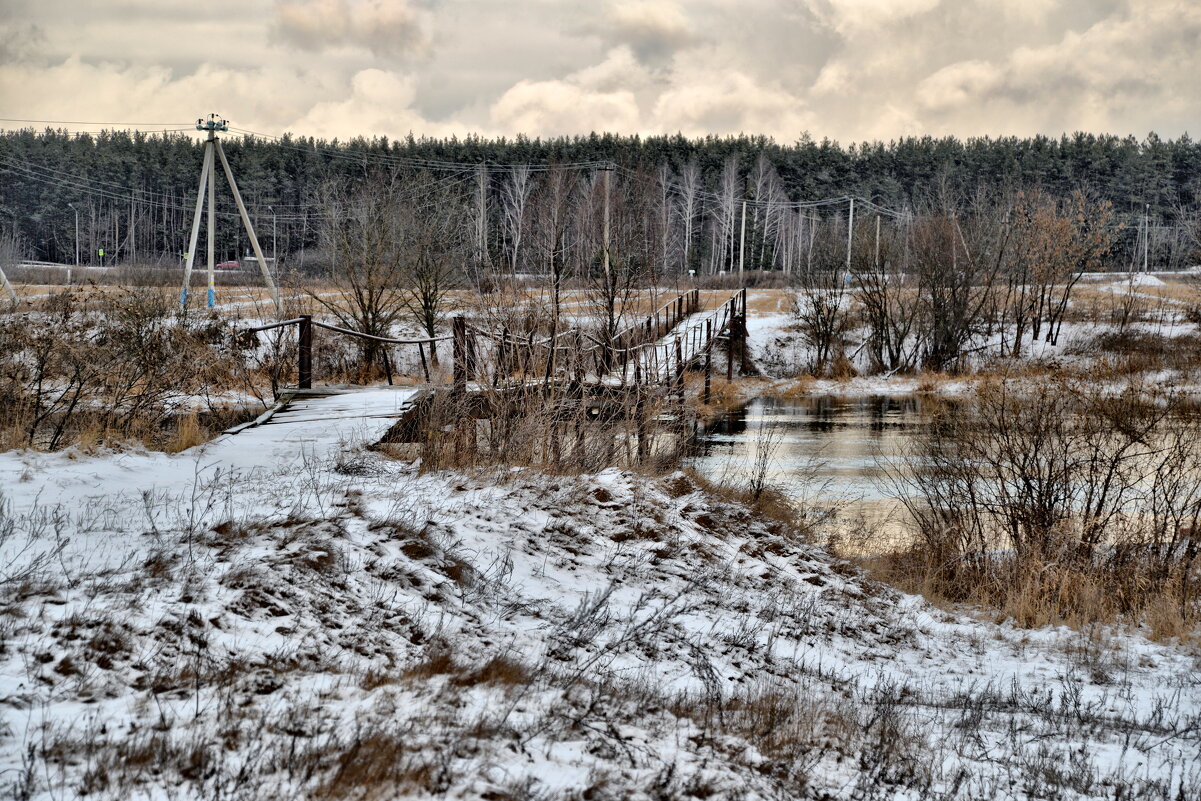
[726,302,735,383]
[675,338,685,393]
[703,319,713,405]
[452,316,467,393]
[418,342,430,383]
[498,325,510,380]
[738,288,749,374]
[298,314,312,390]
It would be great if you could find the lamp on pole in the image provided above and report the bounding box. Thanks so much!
[67,202,79,283]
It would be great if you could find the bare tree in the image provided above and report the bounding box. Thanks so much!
[853,214,919,372]
[501,165,533,275]
[712,156,740,274]
[911,193,1009,373]
[677,158,701,275]
[529,164,580,333]
[401,182,469,366]
[312,171,414,366]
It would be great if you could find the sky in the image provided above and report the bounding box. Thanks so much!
[1,0,1198,143]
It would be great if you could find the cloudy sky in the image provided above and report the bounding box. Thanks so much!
[1,0,1197,143]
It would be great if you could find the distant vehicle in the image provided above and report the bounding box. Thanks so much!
[216,260,239,270]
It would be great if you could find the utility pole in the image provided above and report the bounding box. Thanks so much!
[602,163,612,284]
[738,200,746,279]
[269,205,276,263]
[874,213,881,271]
[1143,203,1150,274]
[846,197,855,275]
[477,163,488,269]
[206,121,216,307]
[0,264,15,304]
[68,202,79,282]
[181,114,282,313]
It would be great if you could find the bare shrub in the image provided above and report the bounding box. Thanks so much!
[884,379,1201,631]
[0,287,249,450]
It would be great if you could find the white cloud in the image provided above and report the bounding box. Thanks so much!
[273,0,429,58]
[916,60,1004,112]
[652,71,812,139]
[803,0,942,36]
[2,0,1199,143]
[603,0,696,61]
[490,82,642,138]
[288,68,460,138]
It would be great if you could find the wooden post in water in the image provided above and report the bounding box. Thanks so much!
[298,314,312,390]
[498,325,510,380]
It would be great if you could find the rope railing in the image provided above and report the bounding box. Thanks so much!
[309,319,452,345]
[241,287,745,393]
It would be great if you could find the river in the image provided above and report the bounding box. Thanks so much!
[688,394,932,547]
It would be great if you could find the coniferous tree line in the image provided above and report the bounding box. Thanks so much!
[1,127,1199,269]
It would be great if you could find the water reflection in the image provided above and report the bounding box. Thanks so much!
[689,395,931,544]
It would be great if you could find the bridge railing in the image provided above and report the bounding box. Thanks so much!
[605,288,746,389]
[243,287,743,393]
[245,315,451,389]
[462,288,703,388]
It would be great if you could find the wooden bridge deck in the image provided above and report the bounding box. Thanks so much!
[219,386,426,449]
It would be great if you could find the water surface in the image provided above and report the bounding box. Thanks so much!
[688,394,932,544]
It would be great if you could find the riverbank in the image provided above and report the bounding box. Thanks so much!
[1,427,1198,798]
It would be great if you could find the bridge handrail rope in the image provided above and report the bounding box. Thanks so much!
[245,316,450,344]
[309,319,453,345]
[239,287,744,392]
[464,288,702,357]
[466,324,575,348]
[246,317,307,333]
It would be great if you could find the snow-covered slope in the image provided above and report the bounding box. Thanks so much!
[0,424,1198,798]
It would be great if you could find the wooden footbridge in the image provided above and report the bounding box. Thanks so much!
[225,289,749,445]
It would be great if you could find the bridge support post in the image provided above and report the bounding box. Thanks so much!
[726,331,734,382]
[452,316,467,394]
[739,288,749,374]
[703,319,713,405]
[298,314,312,390]
[675,338,685,402]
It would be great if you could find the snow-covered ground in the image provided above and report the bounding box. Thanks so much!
[0,406,1197,799]
[745,287,1201,398]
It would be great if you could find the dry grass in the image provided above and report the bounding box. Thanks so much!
[677,467,813,541]
[765,375,816,400]
[861,544,1199,640]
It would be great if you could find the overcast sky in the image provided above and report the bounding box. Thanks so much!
[1,0,1197,143]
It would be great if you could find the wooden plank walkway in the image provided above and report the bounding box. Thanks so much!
[217,386,425,455]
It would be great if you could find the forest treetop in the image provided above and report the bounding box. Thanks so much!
[2,127,1198,265]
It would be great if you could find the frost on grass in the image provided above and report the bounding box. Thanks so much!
[0,445,1198,800]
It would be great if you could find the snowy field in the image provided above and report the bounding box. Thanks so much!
[1,402,1198,799]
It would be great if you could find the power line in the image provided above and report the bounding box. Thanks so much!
[0,117,193,126]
